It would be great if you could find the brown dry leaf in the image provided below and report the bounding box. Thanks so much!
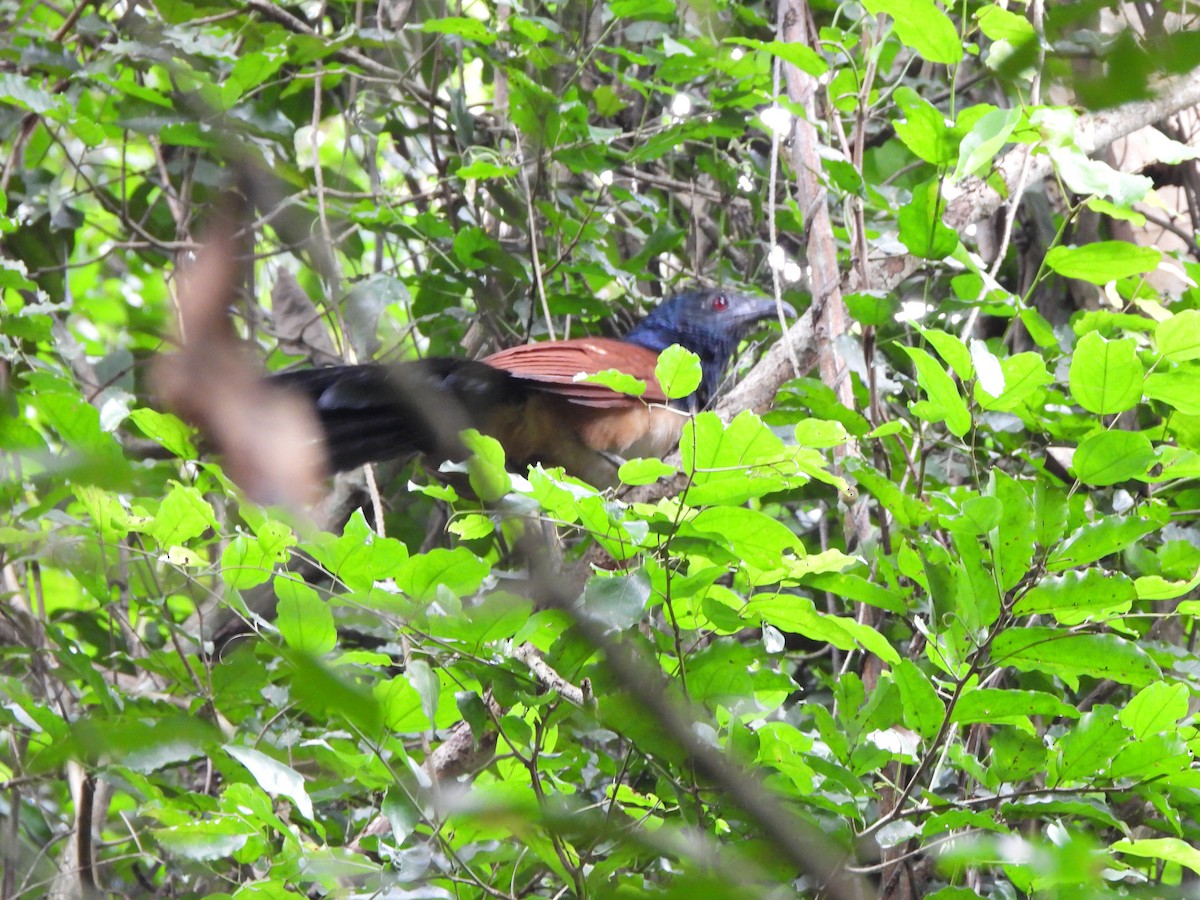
[152,221,328,508]
[271,269,340,366]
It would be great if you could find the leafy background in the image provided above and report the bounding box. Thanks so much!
[5,0,1200,897]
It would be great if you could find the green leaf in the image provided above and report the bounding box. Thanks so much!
[1068,332,1144,414]
[153,822,251,861]
[396,548,490,602]
[419,16,497,44]
[1144,370,1200,414]
[863,0,963,64]
[918,327,973,379]
[898,180,959,260]
[618,457,677,485]
[683,506,803,573]
[128,407,197,458]
[1134,567,1200,600]
[225,744,314,820]
[1072,430,1155,486]
[902,346,971,436]
[682,411,812,505]
[275,580,336,656]
[654,344,702,400]
[954,107,1021,181]
[1046,515,1160,571]
[976,6,1037,44]
[989,470,1035,591]
[975,352,1052,411]
[728,38,829,76]
[803,572,907,614]
[148,482,218,548]
[952,688,1077,726]
[462,428,512,502]
[1156,309,1200,362]
[1012,568,1136,623]
[1051,705,1131,786]
[892,659,944,739]
[455,160,518,179]
[893,87,955,165]
[575,368,646,397]
[1118,681,1189,739]
[1113,838,1200,876]
[747,594,900,664]
[1045,242,1161,284]
[991,628,1160,688]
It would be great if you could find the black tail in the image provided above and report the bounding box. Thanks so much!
[269,358,527,472]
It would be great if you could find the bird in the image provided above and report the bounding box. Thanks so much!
[271,289,792,487]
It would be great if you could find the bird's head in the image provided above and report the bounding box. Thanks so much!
[625,289,794,409]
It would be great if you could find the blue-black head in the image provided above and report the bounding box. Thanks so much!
[624,289,794,410]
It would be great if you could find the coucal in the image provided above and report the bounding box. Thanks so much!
[272,289,791,487]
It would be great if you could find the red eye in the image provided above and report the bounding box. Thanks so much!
[711,294,729,311]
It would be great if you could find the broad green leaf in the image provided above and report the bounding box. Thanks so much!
[447,513,494,540]
[1050,145,1154,207]
[846,457,932,527]
[863,0,963,64]
[1012,568,1135,623]
[682,411,810,504]
[375,675,430,732]
[1072,430,1155,486]
[975,353,1052,411]
[976,6,1037,43]
[952,688,1077,725]
[1045,242,1161,284]
[1046,515,1160,571]
[989,470,1035,591]
[1108,734,1192,780]
[581,572,651,630]
[618,457,677,485]
[1119,681,1189,739]
[221,536,272,590]
[1156,309,1200,362]
[306,510,409,591]
[1034,479,1069,547]
[991,628,1160,688]
[954,107,1021,181]
[893,87,955,165]
[990,728,1050,780]
[803,572,907,614]
[949,527,1001,631]
[275,580,336,656]
[419,16,497,44]
[1113,838,1200,876]
[898,180,959,260]
[455,160,518,179]
[893,659,944,739]
[945,495,1002,534]
[654,344,702,400]
[225,744,314,820]
[147,482,218,548]
[128,407,196,458]
[1050,705,1131,786]
[396,547,489,602]
[1144,370,1200,413]
[462,428,512,502]
[1134,567,1200,600]
[1068,332,1144,414]
[747,594,900,664]
[153,822,251,861]
[683,506,803,572]
[918,327,973,379]
[902,345,971,436]
[727,38,829,76]
[576,368,646,397]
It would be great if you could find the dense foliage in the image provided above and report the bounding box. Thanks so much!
[5,0,1200,897]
